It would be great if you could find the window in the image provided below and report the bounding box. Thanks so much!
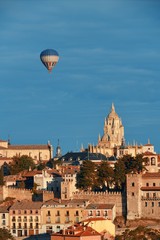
[158,202,160,207]
[145,202,147,207]
[75,211,79,216]
[47,211,51,216]
[146,193,149,198]
[104,211,108,216]
[153,183,156,186]
[152,202,154,207]
[131,182,135,187]
[151,157,156,165]
[66,211,69,216]
[56,211,60,216]
[132,192,134,196]
[146,183,149,187]
[89,211,93,216]
[2,214,5,219]
[96,210,100,216]
[153,193,156,198]
[75,216,79,223]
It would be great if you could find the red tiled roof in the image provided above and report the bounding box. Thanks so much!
[10,200,43,210]
[142,172,160,178]
[143,151,156,156]
[86,203,114,209]
[8,145,49,150]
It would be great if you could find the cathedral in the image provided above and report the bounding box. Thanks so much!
[88,103,155,158]
[88,103,124,157]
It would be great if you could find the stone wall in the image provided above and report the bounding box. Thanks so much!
[0,186,54,202]
[73,191,126,217]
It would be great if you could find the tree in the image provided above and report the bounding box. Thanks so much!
[0,167,4,185]
[0,228,14,240]
[76,160,96,190]
[115,226,160,240]
[9,155,36,174]
[97,161,114,190]
[113,154,148,190]
[113,159,126,190]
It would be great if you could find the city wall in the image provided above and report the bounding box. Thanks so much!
[0,186,54,202]
[73,191,126,217]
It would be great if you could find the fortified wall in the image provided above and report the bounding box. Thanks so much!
[73,191,126,217]
[0,186,54,202]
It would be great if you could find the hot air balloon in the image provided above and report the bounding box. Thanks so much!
[40,49,59,73]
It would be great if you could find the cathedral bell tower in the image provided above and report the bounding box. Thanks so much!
[98,103,124,149]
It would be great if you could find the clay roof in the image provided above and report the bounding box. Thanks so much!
[0,206,10,213]
[52,225,101,237]
[142,172,160,178]
[143,151,156,156]
[86,203,114,210]
[8,145,49,150]
[10,200,43,210]
[43,198,89,206]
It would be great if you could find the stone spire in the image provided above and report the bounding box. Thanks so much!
[111,102,115,112]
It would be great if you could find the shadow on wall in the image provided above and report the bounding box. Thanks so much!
[24,233,50,240]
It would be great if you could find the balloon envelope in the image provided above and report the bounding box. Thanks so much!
[40,49,59,72]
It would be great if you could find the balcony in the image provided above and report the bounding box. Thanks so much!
[46,220,51,224]
[141,196,160,201]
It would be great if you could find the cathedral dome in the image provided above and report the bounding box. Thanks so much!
[107,103,119,119]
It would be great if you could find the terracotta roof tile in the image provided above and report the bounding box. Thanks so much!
[142,172,160,178]
[8,145,49,150]
[10,200,43,210]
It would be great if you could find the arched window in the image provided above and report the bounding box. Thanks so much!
[151,157,156,166]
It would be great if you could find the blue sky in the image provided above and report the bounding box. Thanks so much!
[0,0,160,154]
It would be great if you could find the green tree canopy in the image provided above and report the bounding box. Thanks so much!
[9,155,36,174]
[97,161,114,190]
[76,160,96,190]
[0,228,14,240]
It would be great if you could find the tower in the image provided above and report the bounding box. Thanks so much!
[89,103,125,157]
[55,139,62,158]
[98,103,124,148]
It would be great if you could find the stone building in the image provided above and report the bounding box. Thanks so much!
[88,103,156,159]
[41,199,89,233]
[89,103,124,157]
[0,139,53,162]
[126,151,160,220]
[9,200,43,237]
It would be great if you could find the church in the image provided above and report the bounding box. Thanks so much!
[88,103,156,158]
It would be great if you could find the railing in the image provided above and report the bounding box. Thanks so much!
[141,196,160,201]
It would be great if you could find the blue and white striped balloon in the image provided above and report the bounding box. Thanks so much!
[40,49,59,73]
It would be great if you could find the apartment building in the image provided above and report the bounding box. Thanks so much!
[9,200,43,237]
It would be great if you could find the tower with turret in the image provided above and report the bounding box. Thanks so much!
[89,103,124,157]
